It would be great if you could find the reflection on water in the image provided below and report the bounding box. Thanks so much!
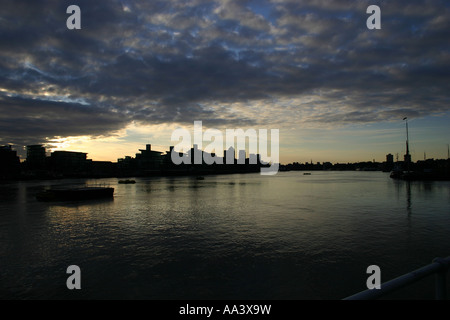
[1,172,450,299]
[406,181,412,216]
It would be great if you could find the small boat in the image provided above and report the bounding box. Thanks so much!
[195,176,205,180]
[118,179,136,184]
[303,172,311,175]
[390,170,403,179]
[36,187,114,201]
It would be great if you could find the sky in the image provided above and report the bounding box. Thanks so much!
[0,0,449,164]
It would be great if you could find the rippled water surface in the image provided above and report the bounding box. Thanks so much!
[1,171,449,299]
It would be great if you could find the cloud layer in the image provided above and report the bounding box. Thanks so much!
[1,0,449,150]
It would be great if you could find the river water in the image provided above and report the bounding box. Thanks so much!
[1,171,449,299]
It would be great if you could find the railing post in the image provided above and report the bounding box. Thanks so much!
[433,257,449,300]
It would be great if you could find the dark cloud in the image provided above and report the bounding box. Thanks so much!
[0,94,129,144]
[0,0,449,148]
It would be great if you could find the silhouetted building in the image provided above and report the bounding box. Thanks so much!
[249,153,258,165]
[238,150,246,164]
[386,153,394,164]
[117,156,138,176]
[224,147,235,165]
[381,153,395,172]
[162,146,178,166]
[50,150,88,175]
[26,145,47,169]
[135,144,163,175]
[0,145,21,179]
[323,161,333,170]
[188,144,203,165]
[90,161,117,177]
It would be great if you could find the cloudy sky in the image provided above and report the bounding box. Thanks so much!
[1,0,449,163]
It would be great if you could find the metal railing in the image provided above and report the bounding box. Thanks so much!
[344,256,450,300]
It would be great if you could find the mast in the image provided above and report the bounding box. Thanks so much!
[403,117,410,172]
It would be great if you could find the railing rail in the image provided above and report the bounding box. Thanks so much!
[344,256,450,300]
